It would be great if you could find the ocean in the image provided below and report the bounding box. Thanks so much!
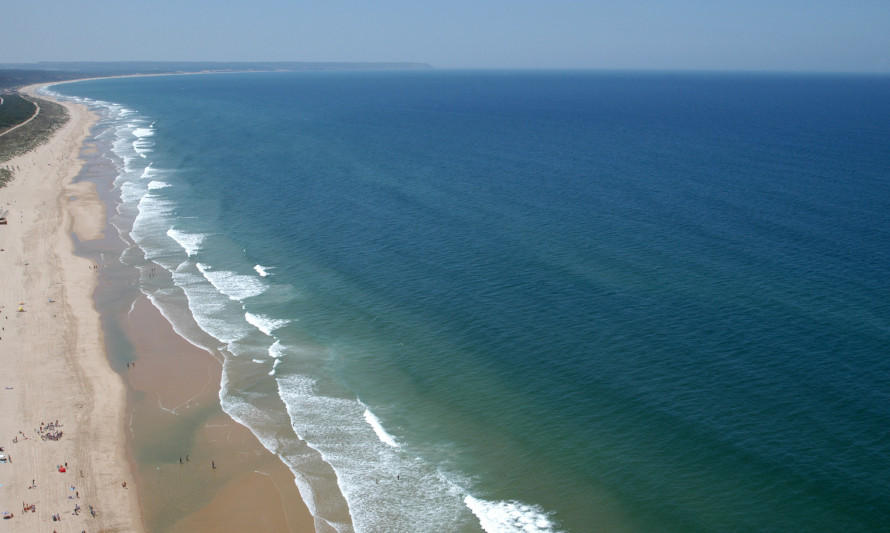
[49,70,890,532]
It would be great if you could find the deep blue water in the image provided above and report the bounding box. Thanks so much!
[52,70,890,532]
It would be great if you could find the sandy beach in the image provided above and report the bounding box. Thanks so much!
[0,87,318,532]
[0,87,141,530]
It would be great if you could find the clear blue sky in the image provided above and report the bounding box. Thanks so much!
[3,0,889,72]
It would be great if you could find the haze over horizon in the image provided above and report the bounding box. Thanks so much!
[3,0,889,73]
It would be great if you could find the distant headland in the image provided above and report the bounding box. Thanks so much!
[0,61,434,91]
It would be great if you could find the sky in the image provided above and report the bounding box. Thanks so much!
[2,0,889,72]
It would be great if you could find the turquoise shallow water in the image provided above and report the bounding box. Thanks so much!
[52,71,890,532]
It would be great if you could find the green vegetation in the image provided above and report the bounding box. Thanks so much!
[0,69,91,92]
[0,94,38,133]
[0,96,69,187]
[0,61,433,91]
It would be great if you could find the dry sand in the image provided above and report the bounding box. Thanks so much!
[0,87,142,530]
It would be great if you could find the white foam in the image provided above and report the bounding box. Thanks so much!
[131,198,180,267]
[196,263,267,301]
[133,127,154,137]
[165,266,254,345]
[245,312,289,336]
[220,377,357,533]
[120,180,146,204]
[269,340,285,359]
[464,495,558,533]
[133,138,153,157]
[112,137,133,157]
[254,264,273,277]
[276,374,474,531]
[140,164,161,180]
[167,228,205,256]
[362,407,400,448]
[141,287,224,360]
[136,192,174,219]
[147,180,170,190]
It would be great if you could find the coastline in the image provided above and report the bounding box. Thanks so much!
[0,86,142,530]
[85,224,318,532]
[65,78,320,531]
[1,84,319,532]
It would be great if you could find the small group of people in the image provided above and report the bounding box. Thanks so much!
[38,420,63,441]
[21,502,35,513]
[41,430,63,441]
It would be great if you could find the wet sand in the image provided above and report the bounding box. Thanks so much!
[117,296,315,532]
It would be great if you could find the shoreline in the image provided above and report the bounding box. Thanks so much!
[1,84,320,531]
[58,82,321,531]
[82,186,318,532]
[0,85,142,530]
